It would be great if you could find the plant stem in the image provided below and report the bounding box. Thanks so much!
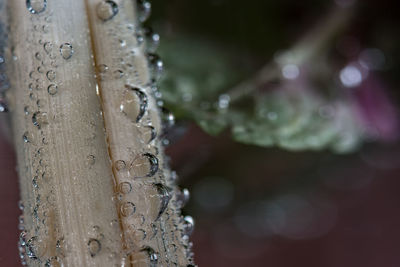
[6,0,194,266]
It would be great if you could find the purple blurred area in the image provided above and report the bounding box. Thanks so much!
[0,134,19,266]
[167,125,400,267]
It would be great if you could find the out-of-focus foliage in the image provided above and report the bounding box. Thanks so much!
[152,1,399,153]
[158,36,364,153]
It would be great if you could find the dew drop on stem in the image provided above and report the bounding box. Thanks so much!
[46,70,56,81]
[23,131,33,143]
[26,0,47,14]
[142,27,160,53]
[88,238,101,257]
[112,69,124,79]
[147,53,163,80]
[0,100,8,113]
[120,86,148,123]
[18,200,25,211]
[35,52,42,61]
[153,183,171,221]
[32,111,48,128]
[44,256,63,267]
[137,0,151,23]
[47,84,58,95]
[114,160,126,171]
[142,125,157,143]
[135,229,147,241]
[60,43,74,60]
[118,181,132,194]
[129,246,158,267]
[183,216,195,236]
[26,236,46,260]
[131,153,158,178]
[176,188,190,209]
[87,155,96,166]
[161,107,175,132]
[120,201,136,217]
[96,0,118,21]
[43,42,53,54]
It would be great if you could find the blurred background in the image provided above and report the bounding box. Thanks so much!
[2,0,400,266]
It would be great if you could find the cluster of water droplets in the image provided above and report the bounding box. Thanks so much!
[13,0,195,265]
[92,0,195,265]
[15,2,78,265]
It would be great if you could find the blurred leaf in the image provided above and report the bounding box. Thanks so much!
[159,36,363,152]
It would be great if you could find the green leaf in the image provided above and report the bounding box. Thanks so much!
[158,35,363,152]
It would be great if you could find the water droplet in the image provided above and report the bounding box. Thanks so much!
[135,229,147,241]
[153,183,171,221]
[23,131,33,143]
[170,171,178,182]
[29,71,37,79]
[147,53,163,80]
[28,83,34,91]
[96,1,118,21]
[26,236,46,259]
[19,231,28,246]
[161,107,175,130]
[119,39,126,47]
[110,219,119,229]
[129,246,158,266]
[48,84,58,95]
[46,70,56,81]
[141,246,158,266]
[44,256,63,267]
[142,125,157,143]
[137,0,151,22]
[183,216,195,236]
[142,27,160,52]
[32,111,48,128]
[339,64,363,88]
[118,182,132,194]
[88,238,101,257]
[87,155,96,166]
[18,200,25,211]
[29,92,36,100]
[112,69,124,79]
[176,188,190,209]
[149,223,158,239]
[32,175,39,188]
[0,100,8,113]
[120,86,148,123]
[18,215,25,230]
[168,244,177,253]
[281,64,300,80]
[136,32,145,46]
[43,42,53,54]
[26,0,47,14]
[131,153,158,178]
[114,160,126,171]
[120,202,136,217]
[97,64,108,73]
[42,25,49,33]
[36,99,43,108]
[35,52,42,61]
[218,94,230,110]
[60,43,73,60]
